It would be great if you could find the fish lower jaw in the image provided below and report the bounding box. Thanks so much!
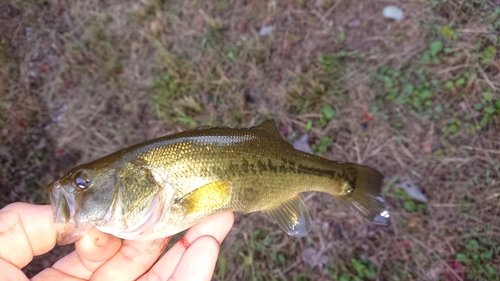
[96,213,157,240]
[55,222,93,245]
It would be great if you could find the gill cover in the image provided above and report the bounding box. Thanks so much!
[95,161,165,239]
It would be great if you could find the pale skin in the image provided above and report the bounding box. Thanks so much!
[0,203,234,281]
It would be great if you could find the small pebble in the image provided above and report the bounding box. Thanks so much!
[259,25,274,36]
[348,19,361,27]
[383,5,404,21]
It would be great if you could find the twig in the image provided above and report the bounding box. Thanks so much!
[437,64,471,74]
[476,64,498,92]
[353,137,362,163]
[462,146,500,155]
[439,157,474,163]
[361,133,374,161]
[289,119,323,135]
[323,0,344,19]
[311,0,344,26]
[310,9,330,27]
[430,203,463,207]
[298,113,322,119]
[458,28,491,34]
[487,193,500,200]
[410,236,464,281]
[391,148,424,179]
[303,192,317,202]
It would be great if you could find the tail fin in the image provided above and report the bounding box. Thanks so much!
[340,164,391,226]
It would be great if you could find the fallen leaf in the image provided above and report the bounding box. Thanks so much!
[445,261,466,281]
[458,101,467,111]
[422,139,432,154]
[279,126,290,136]
[293,134,313,154]
[19,120,28,128]
[392,242,411,260]
[399,176,428,203]
[348,19,361,27]
[392,240,412,252]
[207,103,215,113]
[259,25,274,36]
[236,21,248,33]
[439,171,448,181]
[426,266,442,280]
[407,216,421,228]
[361,109,373,123]
[150,20,162,35]
[301,247,328,268]
[470,81,480,93]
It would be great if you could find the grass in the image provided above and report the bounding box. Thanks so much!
[1,0,499,279]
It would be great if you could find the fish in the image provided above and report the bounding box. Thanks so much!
[47,120,390,244]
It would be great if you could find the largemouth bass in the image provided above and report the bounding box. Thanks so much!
[48,120,390,244]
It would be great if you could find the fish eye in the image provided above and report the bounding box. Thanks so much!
[74,171,91,190]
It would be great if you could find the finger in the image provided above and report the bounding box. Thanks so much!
[0,203,57,268]
[169,236,220,281]
[0,258,29,281]
[32,268,86,281]
[89,236,171,281]
[141,211,234,280]
[44,227,122,280]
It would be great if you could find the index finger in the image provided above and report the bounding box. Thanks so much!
[0,203,58,268]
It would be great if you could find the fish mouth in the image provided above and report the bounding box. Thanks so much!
[48,180,87,244]
[48,180,75,224]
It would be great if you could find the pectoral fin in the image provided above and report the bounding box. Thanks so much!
[178,181,231,216]
[262,194,311,237]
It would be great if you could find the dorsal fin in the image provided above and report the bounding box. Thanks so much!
[253,120,283,138]
[191,125,233,131]
[196,125,213,130]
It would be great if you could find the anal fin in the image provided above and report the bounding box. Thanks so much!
[262,194,311,237]
[178,181,231,216]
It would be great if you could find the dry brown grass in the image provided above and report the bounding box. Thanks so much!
[1,0,499,279]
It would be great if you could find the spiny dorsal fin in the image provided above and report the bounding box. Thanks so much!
[253,120,283,139]
[195,125,213,130]
[261,194,311,237]
[192,125,234,131]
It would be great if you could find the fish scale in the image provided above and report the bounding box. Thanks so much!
[48,120,390,244]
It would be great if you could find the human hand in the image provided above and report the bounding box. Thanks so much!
[0,202,234,281]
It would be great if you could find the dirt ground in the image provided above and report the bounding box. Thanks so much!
[1,0,499,280]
